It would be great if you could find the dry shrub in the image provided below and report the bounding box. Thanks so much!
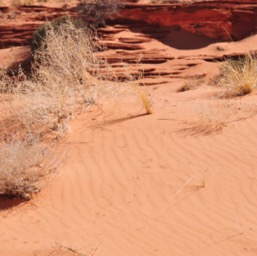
[177,100,238,136]
[31,16,85,53]
[0,18,150,199]
[194,101,237,133]
[0,68,12,94]
[79,0,123,26]
[0,136,52,199]
[218,54,257,97]
[177,76,205,92]
[0,20,98,198]
[12,20,100,135]
[1,19,149,134]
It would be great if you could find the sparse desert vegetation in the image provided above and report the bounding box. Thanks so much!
[0,19,103,198]
[0,15,150,198]
[177,76,205,92]
[217,54,257,97]
[79,0,123,26]
[1,1,257,256]
[0,136,51,199]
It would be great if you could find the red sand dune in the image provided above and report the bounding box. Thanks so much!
[1,1,257,255]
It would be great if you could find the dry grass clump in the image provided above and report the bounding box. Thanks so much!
[12,20,99,135]
[129,83,152,114]
[217,54,257,97]
[31,16,85,53]
[0,136,51,199]
[177,100,238,136]
[79,0,123,26]
[194,101,237,133]
[0,17,150,199]
[0,69,7,93]
[34,242,99,256]
[177,76,205,92]
[0,19,99,198]
[0,68,13,94]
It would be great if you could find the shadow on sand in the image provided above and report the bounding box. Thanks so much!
[0,196,27,211]
[91,113,149,128]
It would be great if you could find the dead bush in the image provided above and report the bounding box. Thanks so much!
[0,17,150,199]
[79,0,123,26]
[12,20,100,135]
[0,136,51,199]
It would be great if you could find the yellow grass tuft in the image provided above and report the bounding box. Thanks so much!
[129,83,152,115]
[218,54,257,97]
[139,89,152,115]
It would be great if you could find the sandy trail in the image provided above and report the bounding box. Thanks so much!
[1,14,257,256]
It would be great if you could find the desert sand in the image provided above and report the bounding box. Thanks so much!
[1,1,257,255]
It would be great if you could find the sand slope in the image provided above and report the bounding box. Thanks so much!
[1,84,257,255]
[1,4,257,255]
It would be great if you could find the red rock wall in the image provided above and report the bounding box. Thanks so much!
[116,1,257,41]
[0,6,68,48]
[0,1,256,48]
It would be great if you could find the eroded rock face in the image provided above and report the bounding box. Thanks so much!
[116,1,257,41]
[0,6,68,48]
[0,1,256,84]
[0,1,256,48]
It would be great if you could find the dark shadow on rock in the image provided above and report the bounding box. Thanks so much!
[106,20,218,50]
[134,26,217,50]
